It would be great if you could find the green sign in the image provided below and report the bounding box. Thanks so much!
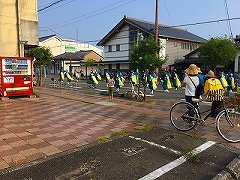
[65,45,76,52]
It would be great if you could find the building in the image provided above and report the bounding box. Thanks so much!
[53,50,104,77]
[97,15,206,73]
[39,34,103,74]
[0,0,38,57]
[173,35,240,77]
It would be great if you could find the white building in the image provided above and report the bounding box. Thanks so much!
[97,16,206,73]
[39,34,103,74]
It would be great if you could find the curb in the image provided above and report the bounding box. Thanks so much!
[212,155,240,180]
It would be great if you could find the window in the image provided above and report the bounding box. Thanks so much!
[181,43,184,49]
[174,42,177,47]
[108,45,112,52]
[116,44,120,51]
[116,63,120,70]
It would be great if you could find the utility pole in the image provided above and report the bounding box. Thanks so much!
[155,0,159,43]
[16,0,20,56]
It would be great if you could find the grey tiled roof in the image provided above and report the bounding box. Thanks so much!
[127,17,206,41]
[53,50,92,60]
[97,16,206,46]
[39,34,57,42]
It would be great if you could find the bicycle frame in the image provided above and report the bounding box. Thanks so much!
[194,101,226,121]
[170,97,240,142]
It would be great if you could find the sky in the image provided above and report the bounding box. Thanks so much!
[38,0,240,47]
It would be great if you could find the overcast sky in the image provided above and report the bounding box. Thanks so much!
[38,0,240,46]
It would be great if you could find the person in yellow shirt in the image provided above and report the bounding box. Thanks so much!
[204,70,224,117]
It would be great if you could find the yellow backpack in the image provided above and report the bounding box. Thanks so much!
[205,78,224,102]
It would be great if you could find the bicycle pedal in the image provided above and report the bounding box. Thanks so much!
[199,120,205,125]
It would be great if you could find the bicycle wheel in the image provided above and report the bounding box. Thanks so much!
[125,90,135,99]
[136,95,144,102]
[216,109,240,143]
[170,102,198,131]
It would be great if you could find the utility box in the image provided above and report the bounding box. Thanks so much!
[0,56,33,99]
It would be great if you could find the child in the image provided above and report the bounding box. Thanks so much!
[107,75,115,100]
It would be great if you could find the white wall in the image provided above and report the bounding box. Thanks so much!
[104,25,129,62]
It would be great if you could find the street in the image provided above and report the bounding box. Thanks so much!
[1,128,239,180]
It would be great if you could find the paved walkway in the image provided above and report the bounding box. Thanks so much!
[0,86,239,171]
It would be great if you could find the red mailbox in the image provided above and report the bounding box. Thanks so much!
[0,56,33,98]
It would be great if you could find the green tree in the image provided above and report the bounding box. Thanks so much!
[129,34,168,101]
[84,58,96,77]
[26,46,53,67]
[129,34,168,72]
[198,37,237,71]
[26,46,53,86]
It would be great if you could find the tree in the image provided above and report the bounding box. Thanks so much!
[26,46,53,86]
[129,34,168,72]
[129,34,168,101]
[84,58,96,77]
[198,37,237,71]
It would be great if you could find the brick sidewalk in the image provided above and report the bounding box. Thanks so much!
[0,86,239,171]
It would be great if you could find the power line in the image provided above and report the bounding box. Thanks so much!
[38,0,77,14]
[44,16,240,45]
[47,0,137,29]
[38,0,65,12]
[162,0,174,26]
[168,17,240,28]
[38,0,240,44]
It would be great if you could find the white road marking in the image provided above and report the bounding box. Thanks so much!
[138,141,216,180]
[129,136,181,155]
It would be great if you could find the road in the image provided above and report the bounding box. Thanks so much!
[46,77,195,100]
[1,128,239,180]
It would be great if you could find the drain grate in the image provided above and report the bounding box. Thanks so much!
[122,146,145,156]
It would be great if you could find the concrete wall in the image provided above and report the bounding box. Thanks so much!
[0,0,38,56]
[164,40,199,69]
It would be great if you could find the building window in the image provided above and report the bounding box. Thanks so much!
[116,63,120,70]
[181,43,184,49]
[174,42,177,47]
[108,45,112,52]
[116,44,120,51]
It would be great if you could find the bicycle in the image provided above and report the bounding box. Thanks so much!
[125,88,144,102]
[169,94,240,143]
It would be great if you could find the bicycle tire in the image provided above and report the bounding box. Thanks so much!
[170,101,198,131]
[136,95,144,102]
[125,90,135,99]
[216,109,240,143]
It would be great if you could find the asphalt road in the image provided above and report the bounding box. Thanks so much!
[0,128,239,180]
[46,77,194,101]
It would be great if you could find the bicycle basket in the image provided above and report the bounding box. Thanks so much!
[224,96,237,108]
[235,94,240,105]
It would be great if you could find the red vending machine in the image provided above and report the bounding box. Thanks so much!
[0,56,33,98]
